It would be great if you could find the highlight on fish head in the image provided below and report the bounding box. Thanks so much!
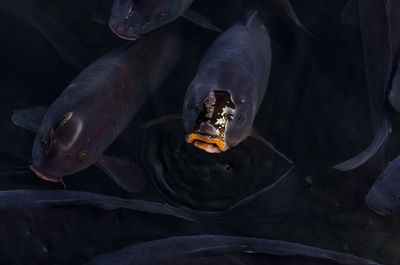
[109,0,181,40]
[184,87,253,154]
[31,111,102,183]
[365,158,400,216]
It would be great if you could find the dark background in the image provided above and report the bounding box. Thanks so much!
[1,0,400,264]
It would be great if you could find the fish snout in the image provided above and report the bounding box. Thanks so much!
[108,20,141,41]
[30,165,62,184]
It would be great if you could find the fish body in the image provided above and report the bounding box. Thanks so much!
[85,235,381,265]
[108,0,307,41]
[0,189,216,264]
[183,10,271,153]
[109,0,221,41]
[12,26,185,191]
[365,155,400,215]
[334,0,394,171]
[0,0,90,72]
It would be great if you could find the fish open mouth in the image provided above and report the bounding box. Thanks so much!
[186,133,228,153]
[108,22,141,41]
[30,165,61,183]
[186,90,235,153]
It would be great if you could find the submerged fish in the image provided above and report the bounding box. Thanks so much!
[109,0,221,41]
[0,189,218,264]
[0,0,90,72]
[12,25,186,192]
[365,155,400,215]
[183,10,271,153]
[108,0,308,41]
[85,235,381,265]
[333,0,397,171]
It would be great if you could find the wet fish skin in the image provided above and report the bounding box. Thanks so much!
[183,10,271,150]
[13,25,185,190]
[333,0,393,171]
[85,235,381,265]
[109,0,209,40]
[365,155,400,215]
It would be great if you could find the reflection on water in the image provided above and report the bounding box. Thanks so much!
[1,0,400,264]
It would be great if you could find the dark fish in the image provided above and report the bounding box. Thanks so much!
[0,189,218,264]
[333,0,393,171]
[109,0,220,41]
[85,235,381,265]
[12,25,185,192]
[108,0,308,41]
[183,10,272,153]
[0,0,90,72]
[365,154,400,215]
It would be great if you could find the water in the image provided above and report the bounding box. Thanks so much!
[1,0,399,264]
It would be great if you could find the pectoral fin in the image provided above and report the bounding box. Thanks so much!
[96,155,146,193]
[279,0,312,35]
[182,8,221,32]
[250,132,293,164]
[11,106,48,133]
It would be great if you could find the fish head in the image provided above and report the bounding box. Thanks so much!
[184,84,253,153]
[31,110,102,183]
[365,158,400,215]
[109,0,181,40]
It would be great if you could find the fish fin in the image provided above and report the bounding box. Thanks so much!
[244,9,265,29]
[11,106,48,133]
[341,0,360,26]
[333,119,391,171]
[227,166,298,229]
[250,132,293,164]
[275,0,312,36]
[182,8,221,32]
[96,155,146,193]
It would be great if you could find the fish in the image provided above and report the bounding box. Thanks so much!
[85,234,381,265]
[183,10,272,153]
[333,0,394,171]
[108,0,308,41]
[365,154,400,215]
[0,0,90,72]
[109,0,221,41]
[0,189,218,264]
[11,25,186,192]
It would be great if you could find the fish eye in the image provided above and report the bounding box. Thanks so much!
[41,139,50,151]
[53,112,73,132]
[78,151,88,161]
[238,113,245,123]
[159,11,168,19]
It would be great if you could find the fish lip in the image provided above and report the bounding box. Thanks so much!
[108,21,141,41]
[365,197,391,216]
[186,133,228,153]
[30,165,60,183]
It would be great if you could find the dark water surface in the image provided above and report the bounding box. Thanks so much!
[1,0,400,264]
